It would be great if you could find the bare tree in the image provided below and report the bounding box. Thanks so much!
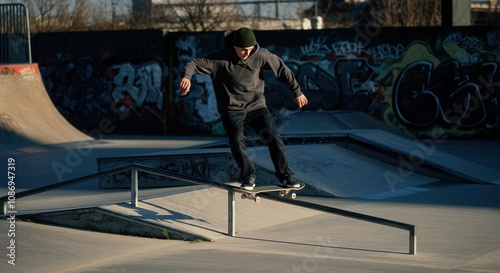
[70,0,91,30]
[87,0,115,31]
[16,0,448,32]
[21,0,87,31]
[23,0,59,32]
[84,0,132,31]
[302,0,442,28]
[20,0,134,32]
[368,0,442,27]
[153,0,242,31]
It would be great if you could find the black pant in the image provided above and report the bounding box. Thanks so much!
[221,107,289,180]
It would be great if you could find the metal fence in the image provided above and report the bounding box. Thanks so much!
[0,3,31,64]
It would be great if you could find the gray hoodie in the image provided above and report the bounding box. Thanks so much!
[182,29,303,113]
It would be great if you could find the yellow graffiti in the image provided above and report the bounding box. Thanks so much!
[376,42,482,139]
[376,42,440,84]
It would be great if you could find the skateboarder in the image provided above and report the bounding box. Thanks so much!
[180,27,308,190]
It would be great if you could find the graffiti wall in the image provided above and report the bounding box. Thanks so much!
[31,30,166,135]
[170,27,500,139]
[29,27,499,139]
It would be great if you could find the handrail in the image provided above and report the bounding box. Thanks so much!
[0,163,232,206]
[1,164,136,202]
[262,194,416,254]
[0,163,416,254]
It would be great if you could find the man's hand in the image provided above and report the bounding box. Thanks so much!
[180,78,191,96]
[295,94,308,108]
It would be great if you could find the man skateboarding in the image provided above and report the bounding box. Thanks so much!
[180,27,308,191]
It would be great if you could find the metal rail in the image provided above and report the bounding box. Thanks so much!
[263,194,416,254]
[0,163,416,254]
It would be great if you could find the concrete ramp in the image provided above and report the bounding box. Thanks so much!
[349,130,500,185]
[276,110,403,134]
[254,143,439,198]
[0,64,92,153]
[24,186,324,241]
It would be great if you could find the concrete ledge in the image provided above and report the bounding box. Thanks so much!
[97,151,233,189]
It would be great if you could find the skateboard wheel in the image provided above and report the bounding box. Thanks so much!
[279,190,286,197]
[290,193,297,199]
[254,196,261,203]
[241,193,247,199]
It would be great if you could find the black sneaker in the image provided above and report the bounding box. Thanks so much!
[279,175,301,188]
[240,175,256,190]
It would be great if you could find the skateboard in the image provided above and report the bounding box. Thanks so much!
[233,184,305,203]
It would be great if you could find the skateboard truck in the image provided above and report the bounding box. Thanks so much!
[238,184,304,203]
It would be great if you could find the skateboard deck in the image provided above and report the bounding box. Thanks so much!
[231,183,305,202]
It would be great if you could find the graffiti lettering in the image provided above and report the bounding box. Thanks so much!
[330,41,365,57]
[487,30,500,48]
[40,55,165,134]
[300,36,329,56]
[392,60,499,130]
[393,61,440,127]
[334,59,375,109]
[111,62,163,117]
[371,44,405,62]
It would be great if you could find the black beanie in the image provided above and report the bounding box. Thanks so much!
[232,27,256,47]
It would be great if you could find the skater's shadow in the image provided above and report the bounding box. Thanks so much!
[114,201,225,236]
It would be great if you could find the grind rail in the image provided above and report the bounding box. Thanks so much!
[0,163,416,254]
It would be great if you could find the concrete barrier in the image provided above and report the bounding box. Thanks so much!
[97,151,234,189]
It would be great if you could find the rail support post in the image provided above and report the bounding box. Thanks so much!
[228,188,235,236]
[131,168,139,207]
[409,226,417,255]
